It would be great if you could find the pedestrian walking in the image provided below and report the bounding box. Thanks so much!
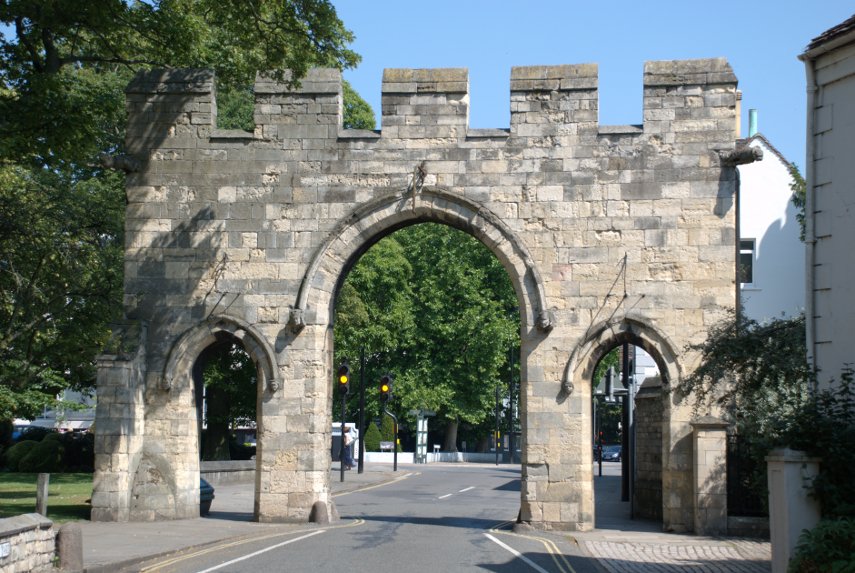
[343,426,355,470]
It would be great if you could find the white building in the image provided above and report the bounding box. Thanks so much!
[800,15,855,385]
[737,125,805,322]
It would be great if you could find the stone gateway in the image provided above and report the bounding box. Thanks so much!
[93,59,746,532]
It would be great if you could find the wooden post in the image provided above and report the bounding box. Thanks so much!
[36,473,50,516]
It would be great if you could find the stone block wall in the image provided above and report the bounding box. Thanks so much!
[0,514,55,573]
[633,377,663,521]
[94,59,742,532]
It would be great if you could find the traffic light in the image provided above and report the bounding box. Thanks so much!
[337,362,351,395]
[379,374,393,403]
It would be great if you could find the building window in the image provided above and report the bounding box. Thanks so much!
[739,239,755,285]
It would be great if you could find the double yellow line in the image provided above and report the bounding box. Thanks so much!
[140,519,365,572]
[142,472,417,572]
[488,520,577,573]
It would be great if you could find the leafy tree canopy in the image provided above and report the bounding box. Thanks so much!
[334,223,520,443]
[0,0,360,420]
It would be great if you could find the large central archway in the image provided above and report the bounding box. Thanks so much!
[258,187,554,523]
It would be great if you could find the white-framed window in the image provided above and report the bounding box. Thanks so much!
[739,239,755,285]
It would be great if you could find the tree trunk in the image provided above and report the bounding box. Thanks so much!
[201,386,231,461]
[443,418,459,452]
[476,435,490,453]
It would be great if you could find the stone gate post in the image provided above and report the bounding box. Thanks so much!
[691,416,729,535]
[767,448,821,573]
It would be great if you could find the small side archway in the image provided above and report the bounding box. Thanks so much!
[565,316,682,389]
[565,315,683,528]
[130,315,280,520]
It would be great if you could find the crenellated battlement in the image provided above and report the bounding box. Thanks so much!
[125,59,737,145]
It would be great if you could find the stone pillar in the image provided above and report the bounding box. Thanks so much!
[691,416,729,535]
[767,449,821,573]
[91,321,146,522]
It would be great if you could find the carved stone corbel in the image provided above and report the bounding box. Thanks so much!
[719,145,763,166]
[288,308,305,333]
[537,309,556,333]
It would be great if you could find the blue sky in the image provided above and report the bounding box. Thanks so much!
[334,1,854,167]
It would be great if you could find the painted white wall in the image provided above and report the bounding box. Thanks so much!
[803,36,855,385]
[738,135,805,322]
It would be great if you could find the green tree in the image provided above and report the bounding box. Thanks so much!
[362,421,381,452]
[200,342,256,461]
[0,1,358,421]
[342,80,375,130]
[679,313,810,418]
[334,223,519,451]
[789,163,806,242]
[397,224,518,451]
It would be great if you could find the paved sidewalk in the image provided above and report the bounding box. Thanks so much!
[567,472,771,573]
[79,463,402,572]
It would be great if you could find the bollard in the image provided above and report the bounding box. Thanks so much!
[57,522,84,572]
[36,473,50,516]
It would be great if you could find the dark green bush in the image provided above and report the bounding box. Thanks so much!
[18,426,53,443]
[63,433,94,472]
[228,439,256,461]
[42,431,63,443]
[18,439,65,472]
[363,422,381,452]
[0,420,12,448]
[789,518,855,573]
[3,440,39,471]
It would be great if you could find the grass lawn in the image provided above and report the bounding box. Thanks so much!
[0,473,92,523]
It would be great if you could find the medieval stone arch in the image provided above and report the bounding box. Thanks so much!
[93,59,747,533]
[566,316,684,526]
[162,314,280,393]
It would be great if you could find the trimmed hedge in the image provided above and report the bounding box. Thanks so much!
[3,440,39,471]
[19,439,65,473]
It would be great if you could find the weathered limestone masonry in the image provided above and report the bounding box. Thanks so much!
[93,59,742,532]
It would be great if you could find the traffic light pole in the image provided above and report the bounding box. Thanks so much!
[383,409,398,472]
[358,347,365,474]
[340,393,347,483]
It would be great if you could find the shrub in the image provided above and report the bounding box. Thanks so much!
[18,426,53,443]
[3,440,39,471]
[379,415,402,452]
[0,420,12,448]
[789,518,855,573]
[363,422,381,452]
[43,431,63,443]
[18,439,65,473]
[63,433,94,472]
[228,439,256,461]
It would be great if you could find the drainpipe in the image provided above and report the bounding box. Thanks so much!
[748,109,758,137]
[735,167,742,321]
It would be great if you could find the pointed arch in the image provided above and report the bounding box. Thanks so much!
[161,314,281,393]
[562,315,682,399]
[286,187,554,335]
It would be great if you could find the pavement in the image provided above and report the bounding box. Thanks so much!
[76,463,771,573]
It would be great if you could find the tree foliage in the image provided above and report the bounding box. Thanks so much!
[200,342,256,461]
[334,223,520,448]
[679,312,810,419]
[680,312,855,526]
[0,1,358,421]
[789,162,806,242]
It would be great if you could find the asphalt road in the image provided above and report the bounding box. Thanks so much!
[135,464,602,573]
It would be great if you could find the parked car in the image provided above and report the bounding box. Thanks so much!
[601,445,621,462]
[200,478,215,516]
